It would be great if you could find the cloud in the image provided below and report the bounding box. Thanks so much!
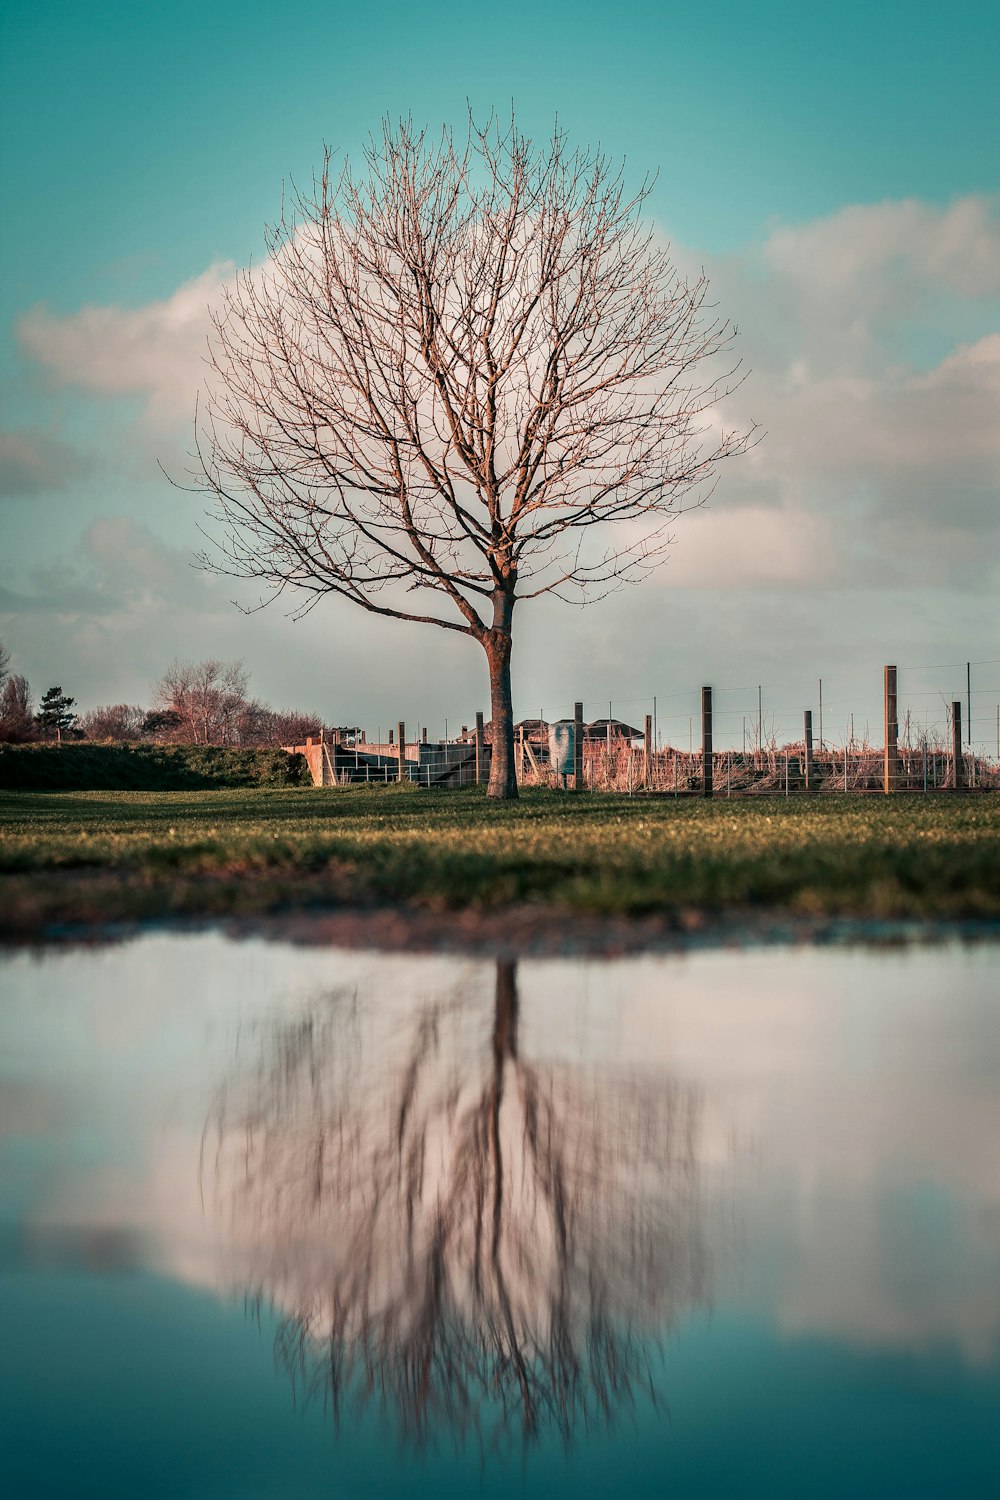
[760,196,1000,316]
[0,513,482,718]
[15,262,234,426]
[0,427,90,498]
[0,516,220,620]
[682,197,1000,586]
[13,195,998,590]
[665,503,838,589]
[4,195,996,727]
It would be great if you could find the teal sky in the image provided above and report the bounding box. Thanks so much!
[1,0,998,741]
[2,0,997,317]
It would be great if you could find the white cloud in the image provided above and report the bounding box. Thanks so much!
[4,196,997,728]
[761,196,1000,308]
[15,262,234,425]
[680,197,1000,586]
[15,195,998,587]
[666,503,837,588]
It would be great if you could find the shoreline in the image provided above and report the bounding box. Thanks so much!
[6,899,999,960]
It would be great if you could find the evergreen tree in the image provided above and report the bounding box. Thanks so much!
[35,686,78,738]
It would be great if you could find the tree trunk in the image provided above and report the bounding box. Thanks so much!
[485,593,517,800]
[492,959,519,1063]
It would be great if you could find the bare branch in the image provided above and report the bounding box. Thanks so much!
[193,113,754,796]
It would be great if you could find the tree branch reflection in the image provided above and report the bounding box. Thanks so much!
[204,960,712,1447]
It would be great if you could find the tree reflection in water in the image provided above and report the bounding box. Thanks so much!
[204,959,712,1448]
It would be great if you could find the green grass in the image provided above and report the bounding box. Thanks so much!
[1,785,998,936]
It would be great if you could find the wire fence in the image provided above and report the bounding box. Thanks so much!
[290,657,1000,793]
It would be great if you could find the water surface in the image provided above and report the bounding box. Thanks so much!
[1,935,998,1497]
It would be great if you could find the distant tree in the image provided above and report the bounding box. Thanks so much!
[151,659,251,744]
[0,674,35,742]
[230,696,274,746]
[141,707,185,741]
[79,703,147,742]
[35,686,78,739]
[0,639,10,693]
[260,709,324,747]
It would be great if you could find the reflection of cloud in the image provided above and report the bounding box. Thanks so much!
[4,936,998,1383]
[775,1183,1000,1368]
[528,948,1000,1366]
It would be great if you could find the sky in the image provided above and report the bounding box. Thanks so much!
[1,0,998,749]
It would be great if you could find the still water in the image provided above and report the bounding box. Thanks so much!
[1,934,998,1498]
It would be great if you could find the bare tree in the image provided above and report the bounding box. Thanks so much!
[0,640,9,694]
[196,115,752,798]
[204,960,711,1448]
[0,673,34,743]
[79,703,147,742]
[257,708,323,748]
[152,658,252,744]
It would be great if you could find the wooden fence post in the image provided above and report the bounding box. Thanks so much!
[702,686,713,799]
[952,701,963,790]
[884,665,898,794]
[475,711,485,786]
[573,701,584,791]
[397,721,406,782]
[644,713,652,790]
[804,709,813,790]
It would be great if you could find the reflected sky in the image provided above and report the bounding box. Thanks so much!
[1,935,998,1496]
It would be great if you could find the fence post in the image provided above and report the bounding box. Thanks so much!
[702,686,713,798]
[643,713,652,790]
[952,701,963,789]
[574,701,584,791]
[397,721,406,782]
[474,711,485,786]
[804,709,813,791]
[883,665,898,794]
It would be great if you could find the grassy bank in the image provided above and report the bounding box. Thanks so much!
[0,743,309,791]
[1,785,997,938]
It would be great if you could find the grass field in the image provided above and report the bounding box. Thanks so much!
[1,785,998,938]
